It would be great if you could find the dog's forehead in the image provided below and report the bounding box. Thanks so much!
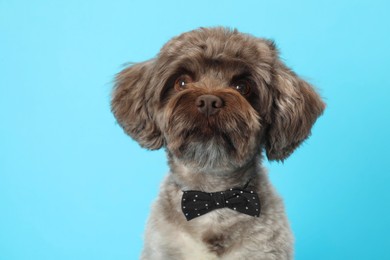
[159,28,274,66]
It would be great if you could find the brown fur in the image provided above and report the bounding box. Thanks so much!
[111,27,325,259]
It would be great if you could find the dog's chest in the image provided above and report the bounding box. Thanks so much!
[188,211,236,257]
[177,228,220,260]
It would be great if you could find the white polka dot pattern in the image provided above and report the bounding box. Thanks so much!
[181,188,261,221]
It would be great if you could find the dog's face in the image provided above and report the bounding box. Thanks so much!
[112,28,325,170]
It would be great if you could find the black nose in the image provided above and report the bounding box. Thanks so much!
[196,95,223,116]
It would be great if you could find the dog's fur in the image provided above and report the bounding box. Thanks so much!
[112,27,325,259]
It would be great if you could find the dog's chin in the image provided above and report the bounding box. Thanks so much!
[166,129,261,171]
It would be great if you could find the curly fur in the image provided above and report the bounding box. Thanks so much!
[111,27,325,259]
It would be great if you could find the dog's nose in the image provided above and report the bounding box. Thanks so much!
[196,95,223,116]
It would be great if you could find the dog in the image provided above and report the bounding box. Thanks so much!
[111,27,325,259]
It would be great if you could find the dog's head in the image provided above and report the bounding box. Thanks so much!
[112,27,325,170]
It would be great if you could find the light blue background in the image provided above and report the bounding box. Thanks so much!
[1,0,389,259]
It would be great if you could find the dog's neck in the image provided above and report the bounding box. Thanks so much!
[167,155,261,192]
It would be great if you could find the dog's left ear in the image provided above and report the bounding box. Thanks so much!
[265,57,325,161]
[111,60,164,150]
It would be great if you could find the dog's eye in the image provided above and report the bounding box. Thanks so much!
[231,80,251,96]
[174,75,193,91]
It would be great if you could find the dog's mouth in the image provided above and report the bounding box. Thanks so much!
[162,89,262,169]
[175,124,236,151]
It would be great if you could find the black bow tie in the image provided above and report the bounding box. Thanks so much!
[181,188,261,221]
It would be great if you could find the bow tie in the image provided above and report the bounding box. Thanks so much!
[181,188,261,221]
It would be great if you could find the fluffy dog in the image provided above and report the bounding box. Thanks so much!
[111,27,325,259]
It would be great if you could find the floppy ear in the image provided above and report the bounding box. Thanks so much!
[265,60,325,161]
[111,60,164,150]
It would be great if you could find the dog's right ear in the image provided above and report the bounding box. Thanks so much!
[264,59,325,161]
[111,60,164,150]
